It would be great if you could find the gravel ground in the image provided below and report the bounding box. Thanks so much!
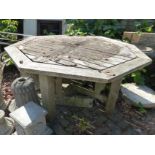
[2,65,155,135]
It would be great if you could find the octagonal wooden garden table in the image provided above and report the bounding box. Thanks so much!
[5,35,152,121]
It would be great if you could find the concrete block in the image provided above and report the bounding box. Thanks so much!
[121,83,155,108]
[10,101,53,135]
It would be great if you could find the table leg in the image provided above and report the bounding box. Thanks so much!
[55,77,63,104]
[39,75,56,121]
[105,79,122,114]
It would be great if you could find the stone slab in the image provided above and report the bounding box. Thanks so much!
[12,126,53,135]
[10,101,47,128]
[121,83,155,108]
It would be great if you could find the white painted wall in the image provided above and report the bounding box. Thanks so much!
[23,19,37,36]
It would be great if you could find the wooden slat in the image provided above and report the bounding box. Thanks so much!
[5,36,152,83]
[64,54,115,68]
[23,40,135,61]
[102,56,127,65]
[57,57,106,70]
[5,46,110,83]
[16,36,137,72]
[67,84,107,102]
[102,57,151,82]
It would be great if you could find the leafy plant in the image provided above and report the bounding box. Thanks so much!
[131,70,146,85]
[0,20,18,66]
[1,52,14,66]
[123,69,147,86]
[66,19,155,39]
[0,19,18,41]
[65,19,125,39]
[136,102,147,114]
[134,20,154,33]
[72,115,94,134]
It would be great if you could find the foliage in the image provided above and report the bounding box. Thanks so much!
[0,19,18,41]
[134,20,154,33]
[0,20,18,32]
[136,102,147,114]
[1,52,14,66]
[66,19,155,39]
[138,105,147,114]
[66,19,153,86]
[131,70,146,85]
[123,69,146,85]
[0,20,18,66]
[65,19,125,39]
[72,115,94,134]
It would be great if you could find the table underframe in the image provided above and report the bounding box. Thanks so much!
[21,71,122,121]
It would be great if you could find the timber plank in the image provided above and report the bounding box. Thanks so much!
[5,35,151,83]
[39,75,56,121]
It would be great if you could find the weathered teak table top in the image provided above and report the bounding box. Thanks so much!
[5,35,151,83]
[5,35,152,120]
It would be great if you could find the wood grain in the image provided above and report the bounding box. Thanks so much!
[5,35,152,83]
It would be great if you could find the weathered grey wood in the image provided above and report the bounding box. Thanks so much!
[55,77,63,104]
[39,75,56,121]
[102,58,151,82]
[66,84,107,102]
[57,96,93,108]
[14,35,136,71]
[5,35,151,83]
[4,35,152,114]
[6,46,151,84]
[95,83,106,96]
[105,79,122,114]
[5,46,110,83]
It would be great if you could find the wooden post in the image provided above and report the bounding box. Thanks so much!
[55,77,63,104]
[39,75,56,121]
[105,79,122,114]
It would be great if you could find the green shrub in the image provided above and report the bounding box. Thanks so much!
[65,19,125,39]
[0,19,18,41]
